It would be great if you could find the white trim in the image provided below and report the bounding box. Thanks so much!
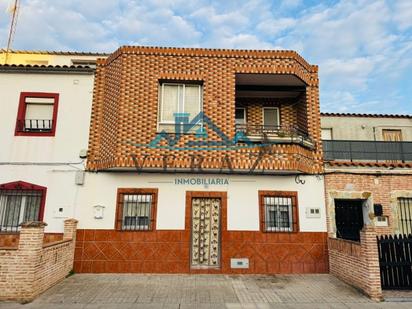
[262,107,280,126]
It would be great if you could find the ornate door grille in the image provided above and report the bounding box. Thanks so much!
[191,198,220,268]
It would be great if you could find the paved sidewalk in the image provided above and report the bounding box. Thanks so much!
[1,274,412,308]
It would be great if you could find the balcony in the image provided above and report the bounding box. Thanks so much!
[15,119,53,133]
[236,124,314,148]
[323,140,412,162]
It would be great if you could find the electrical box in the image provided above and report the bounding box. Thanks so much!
[93,205,105,219]
[230,258,249,269]
[75,170,85,185]
[306,207,321,218]
[375,216,388,227]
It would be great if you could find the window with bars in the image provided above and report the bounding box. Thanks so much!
[0,181,46,233]
[116,189,157,231]
[15,92,59,136]
[259,191,298,232]
[397,197,412,235]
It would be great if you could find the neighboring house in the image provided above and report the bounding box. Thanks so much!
[0,49,108,67]
[321,112,412,239]
[0,51,104,237]
[73,46,328,274]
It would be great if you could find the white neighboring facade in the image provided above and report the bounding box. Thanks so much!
[0,65,95,232]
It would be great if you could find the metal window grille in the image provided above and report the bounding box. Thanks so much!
[121,194,153,231]
[397,198,412,235]
[0,189,42,232]
[264,196,294,232]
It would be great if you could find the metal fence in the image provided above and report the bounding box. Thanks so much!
[378,234,412,290]
[15,119,53,132]
[323,140,412,162]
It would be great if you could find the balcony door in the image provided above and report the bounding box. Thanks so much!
[263,107,280,128]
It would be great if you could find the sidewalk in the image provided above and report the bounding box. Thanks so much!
[1,274,411,308]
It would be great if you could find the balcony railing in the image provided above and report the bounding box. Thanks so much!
[323,140,412,162]
[16,119,53,133]
[235,124,312,147]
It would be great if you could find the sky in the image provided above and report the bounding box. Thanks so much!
[0,0,411,114]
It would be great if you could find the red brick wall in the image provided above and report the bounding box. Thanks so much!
[74,229,328,274]
[328,228,382,301]
[0,233,63,248]
[325,173,412,235]
[0,220,77,302]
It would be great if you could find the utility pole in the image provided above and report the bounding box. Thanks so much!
[4,0,20,64]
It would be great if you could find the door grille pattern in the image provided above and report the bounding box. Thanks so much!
[191,198,220,267]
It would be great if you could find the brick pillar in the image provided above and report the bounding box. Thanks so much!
[360,227,383,301]
[17,221,47,301]
[63,219,78,240]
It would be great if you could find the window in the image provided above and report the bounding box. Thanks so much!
[0,181,46,233]
[15,92,59,136]
[71,59,97,68]
[115,189,158,231]
[235,108,246,125]
[321,128,333,140]
[259,191,298,232]
[262,107,280,127]
[383,129,402,142]
[397,197,412,234]
[159,83,202,124]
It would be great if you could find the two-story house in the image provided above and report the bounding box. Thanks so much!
[0,51,104,245]
[73,46,328,274]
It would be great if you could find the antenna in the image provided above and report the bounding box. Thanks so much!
[4,0,20,64]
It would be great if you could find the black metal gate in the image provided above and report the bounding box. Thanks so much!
[377,234,412,290]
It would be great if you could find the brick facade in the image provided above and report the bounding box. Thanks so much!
[0,219,77,302]
[87,46,322,174]
[325,172,412,235]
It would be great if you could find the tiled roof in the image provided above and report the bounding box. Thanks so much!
[0,63,95,73]
[0,49,108,56]
[321,112,412,119]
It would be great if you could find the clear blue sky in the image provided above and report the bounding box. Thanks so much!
[1,0,411,114]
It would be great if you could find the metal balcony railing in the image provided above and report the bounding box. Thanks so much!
[16,119,53,132]
[235,124,311,142]
[323,140,412,162]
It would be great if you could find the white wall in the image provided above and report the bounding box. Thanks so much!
[75,173,327,233]
[321,116,412,141]
[0,71,94,232]
[0,72,94,163]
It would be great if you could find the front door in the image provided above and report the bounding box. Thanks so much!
[191,197,221,268]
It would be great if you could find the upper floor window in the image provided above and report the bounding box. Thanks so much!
[159,83,202,125]
[382,129,402,142]
[0,181,46,233]
[115,189,158,231]
[15,92,59,137]
[321,128,333,140]
[259,191,298,232]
